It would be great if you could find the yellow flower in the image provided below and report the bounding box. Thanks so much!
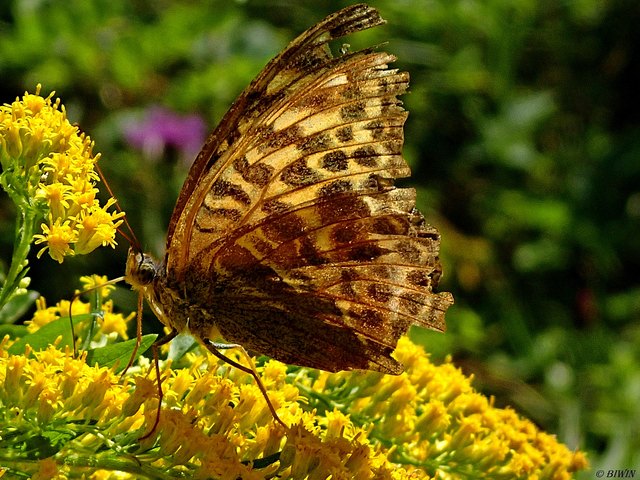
[0,289,588,479]
[0,85,124,263]
[24,275,132,350]
[34,216,77,263]
[28,296,59,332]
[35,181,72,219]
[80,274,114,297]
[74,201,123,255]
[100,306,133,340]
[121,376,155,417]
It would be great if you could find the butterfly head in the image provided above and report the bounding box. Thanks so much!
[125,247,159,290]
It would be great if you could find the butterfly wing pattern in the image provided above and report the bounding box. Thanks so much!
[127,4,453,375]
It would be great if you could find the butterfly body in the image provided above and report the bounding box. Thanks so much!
[125,4,452,376]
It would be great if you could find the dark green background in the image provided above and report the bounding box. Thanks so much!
[1,1,639,474]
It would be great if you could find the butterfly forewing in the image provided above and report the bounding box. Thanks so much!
[155,4,452,374]
[166,4,386,255]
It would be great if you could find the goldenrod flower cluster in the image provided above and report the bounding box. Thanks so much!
[0,285,588,479]
[0,86,124,264]
[26,275,134,341]
[302,340,590,479]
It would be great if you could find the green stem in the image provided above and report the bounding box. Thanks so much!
[0,206,38,310]
[81,286,102,352]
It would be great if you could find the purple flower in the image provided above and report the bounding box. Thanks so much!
[123,106,207,163]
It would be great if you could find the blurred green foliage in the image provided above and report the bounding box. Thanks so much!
[1,0,639,475]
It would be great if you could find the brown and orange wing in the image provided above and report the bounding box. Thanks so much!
[166,4,453,373]
[166,4,389,269]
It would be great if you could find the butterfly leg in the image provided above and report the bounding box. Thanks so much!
[139,328,180,440]
[203,338,287,429]
[207,341,241,350]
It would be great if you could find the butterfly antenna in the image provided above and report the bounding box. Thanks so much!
[68,275,126,358]
[95,163,142,252]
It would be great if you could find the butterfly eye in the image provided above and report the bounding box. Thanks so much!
[125,249,157,288]
[136,254,157,286]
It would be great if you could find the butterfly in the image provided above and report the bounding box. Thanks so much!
[124,3,453,424]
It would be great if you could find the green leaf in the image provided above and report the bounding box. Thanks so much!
[0,324,28,339]
[168,333,197,362]
[0,290,39,324]
[7,314,93,355]
[85,334,157,371]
